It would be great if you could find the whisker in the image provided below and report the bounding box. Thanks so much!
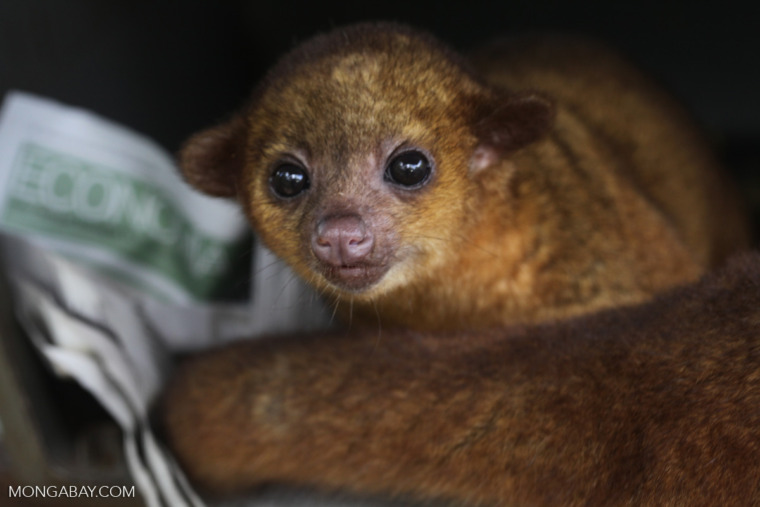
[252,257,288,280]
[347,295,354,330]
[328,288,342,326]
[270,271,302,310]
[370,298,383,356]
[304,272,328,302]
[224,241,259,293]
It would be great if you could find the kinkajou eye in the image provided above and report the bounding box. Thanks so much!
[384,150,432,189]
[270,163,310,198]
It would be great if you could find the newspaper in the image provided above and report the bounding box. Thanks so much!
[0,92,332,506]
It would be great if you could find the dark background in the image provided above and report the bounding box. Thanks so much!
[1,0,759,224]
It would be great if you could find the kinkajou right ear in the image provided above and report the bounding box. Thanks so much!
[178,115,246,198]
[469,91,555,173]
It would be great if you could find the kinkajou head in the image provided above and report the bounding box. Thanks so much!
[178,23,750,330]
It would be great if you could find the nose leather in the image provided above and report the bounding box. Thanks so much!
[312,214,374,266]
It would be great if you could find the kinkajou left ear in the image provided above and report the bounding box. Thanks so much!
[469,92,555,173]
[178,114,246,198]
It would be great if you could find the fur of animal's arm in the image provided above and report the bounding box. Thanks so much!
[163,254,760,506]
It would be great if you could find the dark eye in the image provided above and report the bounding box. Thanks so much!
[270,163,310,198]
[385,150,432,188]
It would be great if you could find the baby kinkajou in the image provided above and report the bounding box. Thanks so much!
[178,23,748,330]
[164,252,760,505]
[166,23,756,506]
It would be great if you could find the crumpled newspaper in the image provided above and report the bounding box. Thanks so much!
[0,92,332,507]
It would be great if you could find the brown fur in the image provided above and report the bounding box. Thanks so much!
[164,251,760,506]
[178,23,749,330]
[168,22,756,504]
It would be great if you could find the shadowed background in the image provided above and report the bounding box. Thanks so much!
[0,2,757,148]
[3,0,758,227]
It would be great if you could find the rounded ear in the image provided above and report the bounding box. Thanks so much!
[177,115,246,197]
[469,92,555,173]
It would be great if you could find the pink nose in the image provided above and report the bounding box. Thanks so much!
[312,214,374,267]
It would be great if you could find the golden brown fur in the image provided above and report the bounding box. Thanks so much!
[178,23,749,330]
[164,251,760,506]
[166,23,756,505]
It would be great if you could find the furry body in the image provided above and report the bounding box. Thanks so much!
[164,252,760,506]
[179,24,748,330]
[167,23,756,505]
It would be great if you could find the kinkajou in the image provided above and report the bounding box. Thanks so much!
[178,23,749,330]
[163,22,756,506]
